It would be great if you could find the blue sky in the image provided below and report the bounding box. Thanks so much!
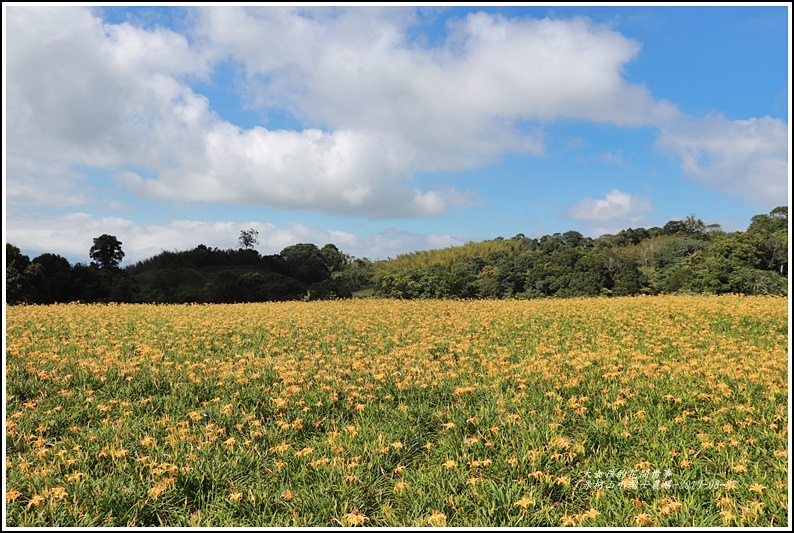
[3,4,790,266]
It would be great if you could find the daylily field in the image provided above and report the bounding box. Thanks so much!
[4,295,789,527]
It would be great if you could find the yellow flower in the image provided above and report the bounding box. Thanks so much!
[67,471,86,483]
[394,480,409,493]
[341,508,369,526]
[427,511,447,527]
[270,442,290,454]
[295,446,313,458]
[584,508,600,520]
[229,492,243,503]
[748,483,765,494]
[272,397,288,409]
[282,489,293,501]
[140,436,156,447]
[442,459,457,469]
[559,514,576,527]
[527,450,541,462]
[722,479,738,490]
[719,509,735,524]
[634,513,654,526]
[716,495,732,508]
[27,493,46,508]
[513,496,536,510]
[749,500,765,515]
[223,437,237,447]
[6,489,22,502]
[148,484,167,498]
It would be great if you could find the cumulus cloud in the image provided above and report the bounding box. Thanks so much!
[568,188,653,235]
[657,114,789,209]
[6,2,785,257]
[116,126,459,217]
[194,8,678,164]
[6,7,210,169]
[6,6,681,218]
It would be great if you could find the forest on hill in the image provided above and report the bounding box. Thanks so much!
[5,206,788,305]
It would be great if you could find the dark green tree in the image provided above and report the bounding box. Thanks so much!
[89,234,125,271]
[6,244,32,304]
[280,243,330,284]
[319,243,350,273]
[239,228,260,250]
[747,206,788,273]
[29,253,73,303]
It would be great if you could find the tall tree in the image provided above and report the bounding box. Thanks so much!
[89,234,125,270]
[239,228,260,250]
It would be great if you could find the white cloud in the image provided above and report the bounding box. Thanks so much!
[6,7,210,169]
[568,188,653,235]
[7,6,683,219]
[7,6,494,217]
[4,156,91,206]
[117,125,468,217]
[7,5,783,229]
[194,8,678,167]
[657,114,789,209]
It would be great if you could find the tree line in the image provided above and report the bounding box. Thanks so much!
[372,207,788,299]
[5,207,788,305]
[6,233,370,305]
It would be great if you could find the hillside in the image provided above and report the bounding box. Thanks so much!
[370,208,788,299]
